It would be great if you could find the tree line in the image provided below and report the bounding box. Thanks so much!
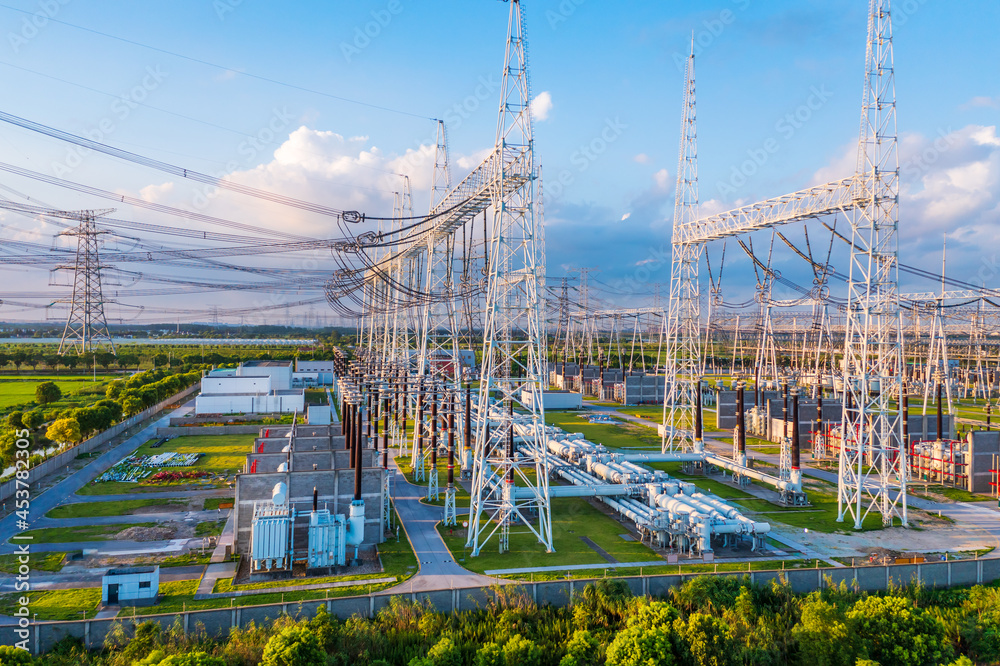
[2,576,997,666]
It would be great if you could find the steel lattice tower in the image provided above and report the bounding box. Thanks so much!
[662,40,702,453]
[418,120,462,386]
[466,0,553,556]
[837,0,907,528]
[58,209,117,356]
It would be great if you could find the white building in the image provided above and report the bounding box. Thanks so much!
[195,360,305,415]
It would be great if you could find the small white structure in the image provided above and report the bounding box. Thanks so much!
[519,389,583,410]
[308,404,332,425]
[102,566,159,606]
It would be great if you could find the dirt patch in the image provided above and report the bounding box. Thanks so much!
[115,525,177,541]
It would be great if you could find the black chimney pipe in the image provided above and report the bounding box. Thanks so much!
[312,486,318,512]
[936,379,944,441]
[694,382,703,441]
[447,393,455,486]
[791,388,800,472]
[430,389,438,471]
[737,381,746,459]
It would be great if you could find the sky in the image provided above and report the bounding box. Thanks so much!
[0,0,997,325]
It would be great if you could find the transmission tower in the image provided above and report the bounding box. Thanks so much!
[662,38,702,453]
[838,0,907,528]
[418,119,463,386]
[467,0,553,556]
[57,208,118,356]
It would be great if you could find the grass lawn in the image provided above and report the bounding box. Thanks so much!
[439,497,659,574]
[0,551,66,574]
[77,480,226,496]
[0,374,117,413]
[195,519,227,537]
[545,410,661,450]
[910,485,995,503]
[0,587,102,621]
[20,522,156,544]
[46,499,187,519]
[204,496,235,511]
[131,434,254,475]
[135,552,214,568]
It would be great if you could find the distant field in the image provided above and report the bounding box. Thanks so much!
[0,375,116,411]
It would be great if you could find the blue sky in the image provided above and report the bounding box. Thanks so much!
[0,0,997,323]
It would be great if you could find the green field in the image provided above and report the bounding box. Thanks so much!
[544,410,661,450]
[0,587,102,621]
[203,496,235,511]
[0,551,66,574]
[46,499,187,519]
[20,522,156,544]
[0,374,117,412]
[439,497,660,574]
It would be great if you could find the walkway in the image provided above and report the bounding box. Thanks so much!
[381,460,509,593]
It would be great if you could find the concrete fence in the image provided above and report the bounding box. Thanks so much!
[11,556,1000,655]
[0,383,201,505]
[156,425,263,437]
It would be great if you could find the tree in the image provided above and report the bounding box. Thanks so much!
[153,353,169,368]
[95,352,115,370]
[46,418,81,445]
[95,399,124,423]
[0,352,8,371]
[62,354,79,372]
[44,355,61,373]
[11,350,27,373]
[73,406,112,436]
[605,603,680,666]
[791,598,856,666]
[678,614,735,666]
[106,379,126,400]
[122,395,144,417]
[5,412,24,429]
[117,353,140,370]
[261,625,325,666]
[35,381,62,405]
[847,596,951,666]
[22,410,45,430]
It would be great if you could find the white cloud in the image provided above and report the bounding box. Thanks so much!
[653,168,670,190]
[530,91,553,121]
[633,153,651,164]
[962,96,1000,110]
[620,212,631,221]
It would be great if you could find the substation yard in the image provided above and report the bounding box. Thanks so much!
[4,398,999,623]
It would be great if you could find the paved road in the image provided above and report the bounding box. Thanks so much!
[0,401,195,554]
[31,509,227,529]
[382,460,507,593]
[62,489,232,503]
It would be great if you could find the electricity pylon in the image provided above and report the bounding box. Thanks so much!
[662,38,702,453]
[467,0,553,556]
[57,208,118,356]
[838,0,907,528]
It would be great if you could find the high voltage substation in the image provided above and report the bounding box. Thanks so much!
[1,0,998,563]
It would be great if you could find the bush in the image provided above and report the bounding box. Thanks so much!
[847,596,951,666]
[0,645,36,665]
[261,625,325,666]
